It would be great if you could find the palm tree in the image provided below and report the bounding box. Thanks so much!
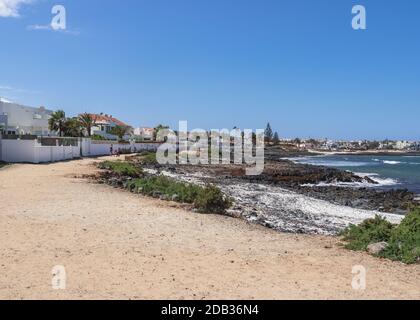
[48,110,66,137]
[63,117,83,137]
[79,113,96,137]
[111,125,130,142]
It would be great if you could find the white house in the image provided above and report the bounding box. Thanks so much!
[133,127,155,141]
[0,98,53,136]
[395,140,411,150]
[86,113,132,140]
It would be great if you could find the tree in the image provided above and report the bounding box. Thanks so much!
[111,125,130,141]
[273,132,280,144]
[48,110,66,137]
[63,117,83,137]
[264,123,273,142]
[79,113,96,137]
[153,124,170,141]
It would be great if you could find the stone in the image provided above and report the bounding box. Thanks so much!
[367,242,389,255]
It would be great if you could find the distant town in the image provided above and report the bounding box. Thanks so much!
[1,97,419,152]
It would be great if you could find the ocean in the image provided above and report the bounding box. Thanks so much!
[289,155,420,194]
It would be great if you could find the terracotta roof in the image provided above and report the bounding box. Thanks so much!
[85,114,129,127]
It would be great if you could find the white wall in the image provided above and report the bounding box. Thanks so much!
[0,137,161,163]
[0,139,36,163]
[82,139,160,157]
[0,139,81,163]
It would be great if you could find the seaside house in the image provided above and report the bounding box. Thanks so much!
[395,140,411,150]
[133,127,155,141]
[87,113,132,140]
[0,98,54,136]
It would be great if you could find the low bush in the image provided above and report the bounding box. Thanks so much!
[340,215,394,251]
[137,151,158,165]
[127,175,201,203]
[126,176,232,214]
[194,185,233,214]
[341,208,420,264]
[381,207,420,264]
[92,134,115,141]
[98,161,143,178]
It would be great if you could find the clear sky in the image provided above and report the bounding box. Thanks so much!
[0,0,419,140]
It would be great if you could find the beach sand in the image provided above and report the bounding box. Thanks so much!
[0,157,418,300]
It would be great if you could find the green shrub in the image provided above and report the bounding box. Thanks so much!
[92,134,115,141]
[126,176,232,214]
[138,152,158,165]
[341,208,420,264]
[127,175,202,203]
[194,185,232,214]
[381,208,420,264]
[340,215,394,251]
[98,161,143,178]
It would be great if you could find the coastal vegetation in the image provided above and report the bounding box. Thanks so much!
[98,160,143,178]
[48,110,67,137]
[98,160,232,214]
[110,125,131,142]
[0,162,8,169]
[79,113,96,137]
[136,151,158,165]
[341,207,420,264]
[49,111,99,138]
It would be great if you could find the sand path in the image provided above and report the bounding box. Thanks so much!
[0,157,418,299]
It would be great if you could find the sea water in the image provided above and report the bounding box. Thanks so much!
[289,155,420,194]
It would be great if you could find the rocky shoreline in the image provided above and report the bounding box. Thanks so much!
[161,159,418,214]
[94,152,419,235]
[143,164,404,235]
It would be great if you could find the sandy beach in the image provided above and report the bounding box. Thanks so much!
[0,157,419,300]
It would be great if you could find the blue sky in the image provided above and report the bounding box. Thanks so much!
[0,0,419,140]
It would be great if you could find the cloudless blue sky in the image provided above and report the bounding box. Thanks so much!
[0,0,419,140]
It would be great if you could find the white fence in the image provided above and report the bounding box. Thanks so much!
[0,137,161,164]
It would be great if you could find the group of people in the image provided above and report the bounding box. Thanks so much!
[109,145,120,157]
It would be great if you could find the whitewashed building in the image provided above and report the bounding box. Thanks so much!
[133,127,155,141]
[85,113,132,140]
[0,98,53,136]
[395,140,411,150]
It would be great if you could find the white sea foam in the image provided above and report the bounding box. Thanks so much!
[290,157,370,167]
[350,172,398,187]
[383,160,402,165]
[301,172,399,188]
[158,169,404,235]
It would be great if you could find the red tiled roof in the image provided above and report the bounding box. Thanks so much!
[85,114,129,127]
